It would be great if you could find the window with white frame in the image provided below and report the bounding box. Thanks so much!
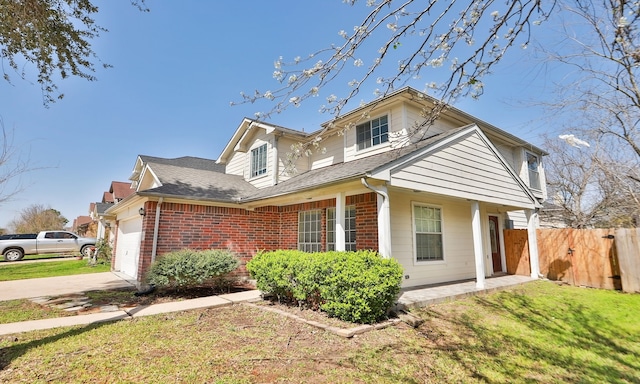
[250,144,267,178]
[413,204,444,262]
[526,152,541,190]
[327,206,356,251]
[356,115,389,150]
[298,210,322,252]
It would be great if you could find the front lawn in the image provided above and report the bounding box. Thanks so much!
[0,280,637,383]
[0,260,110,281]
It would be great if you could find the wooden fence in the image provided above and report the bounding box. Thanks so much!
[504,228,640,293]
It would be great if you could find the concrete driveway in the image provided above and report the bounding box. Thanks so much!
[0,272,137,301]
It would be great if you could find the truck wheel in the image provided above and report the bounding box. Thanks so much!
[3,249,24,261]
[80,245,94,259]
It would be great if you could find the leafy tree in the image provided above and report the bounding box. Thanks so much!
[8,203,68,233]
[0,0,146,106]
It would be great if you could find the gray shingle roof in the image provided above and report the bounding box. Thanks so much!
[139,155,226,172]
[95,202,114,215]
[136,127,467,204]
[242,127,468,201]
[139,157,257,202]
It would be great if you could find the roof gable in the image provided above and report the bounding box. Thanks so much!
[370,125,538,208]
[217,118,310,164]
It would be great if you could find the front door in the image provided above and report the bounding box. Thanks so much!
[488,216,502,273]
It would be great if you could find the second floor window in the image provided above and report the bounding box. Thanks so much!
[527,152,541,190]
[356,115,389,150]
[250,144,267,178]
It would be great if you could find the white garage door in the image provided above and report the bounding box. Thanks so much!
[115,217,142,279]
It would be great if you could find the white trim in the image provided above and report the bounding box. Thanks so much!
[411,201,445,265]
[471,201,486,289]
[355,114,390,152]
[335,192,346,251]
[526,209,541,279]
[249,143,268,179]
[487,213,505,274]
[525,150,542,191]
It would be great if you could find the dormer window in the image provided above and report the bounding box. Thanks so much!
[527,152,541,190]
[356,115,389,150]
[251,144,267,178]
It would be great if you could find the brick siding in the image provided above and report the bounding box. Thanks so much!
[128,192,379,280]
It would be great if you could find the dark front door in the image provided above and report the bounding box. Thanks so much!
[489,216,502,273]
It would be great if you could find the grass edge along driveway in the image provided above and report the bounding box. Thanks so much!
[0,259,110,281]
[0,280,638,383]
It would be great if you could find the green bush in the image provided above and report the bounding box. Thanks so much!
[246,250,403,323]
[91,238,112,265]
[146,249,240,290]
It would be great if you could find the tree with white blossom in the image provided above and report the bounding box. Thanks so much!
[237,0,553,133]
[237,0,640,165]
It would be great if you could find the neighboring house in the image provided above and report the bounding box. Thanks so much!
[72,215,96,237]
[91,181,135,242]
[106,87,546,289]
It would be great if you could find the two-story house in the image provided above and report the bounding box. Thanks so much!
[106,87,546,289]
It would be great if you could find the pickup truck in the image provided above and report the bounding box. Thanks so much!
[0,231,96,261]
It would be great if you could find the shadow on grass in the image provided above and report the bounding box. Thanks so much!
[417,288,640,383]
[0,321,111,370]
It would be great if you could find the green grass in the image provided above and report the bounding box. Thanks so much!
[0,280,637,383]
[0,260,110,281]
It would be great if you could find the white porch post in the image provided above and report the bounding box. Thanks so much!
[525,209,540,279]
[471,201,486,289]
[360,178,391,258]
[377,186,392,258]
[335,192,346,251]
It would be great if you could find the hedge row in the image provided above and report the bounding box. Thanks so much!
[146,249,240,290]
[246,250,403,324]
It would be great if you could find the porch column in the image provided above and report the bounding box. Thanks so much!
[471,201,486,289]
[335,192,346,251]
[377,186,392,257]
[525,209,541,279]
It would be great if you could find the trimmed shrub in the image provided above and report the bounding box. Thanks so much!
[146,249,240,290]
[246,250,403,323]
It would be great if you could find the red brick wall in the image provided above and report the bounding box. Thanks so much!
[132,193,379,281]
[348,193,379,250]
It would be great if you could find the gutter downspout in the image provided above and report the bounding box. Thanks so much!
[151,197,163,264]
[272,135,279,185]
[361,178,392,258]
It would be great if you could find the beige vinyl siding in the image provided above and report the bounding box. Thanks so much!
[137,170,161,191]
[494,142,516,170]
[389,189,476,287]
[507,210,528,229]
[390,132,535,208]
[277,136,310,182]
[225,151,245,177]
[309,134,344,170]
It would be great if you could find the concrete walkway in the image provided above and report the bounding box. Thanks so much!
[0,272,535,336]
[0,289,262,335]
[0,272,137,301]
[396,274,535,310]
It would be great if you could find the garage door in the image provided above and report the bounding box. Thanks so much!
[115,217,142,279]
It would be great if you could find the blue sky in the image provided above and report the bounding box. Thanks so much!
[0,1,557,229]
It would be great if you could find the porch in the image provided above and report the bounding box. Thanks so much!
[396,274,535,310]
